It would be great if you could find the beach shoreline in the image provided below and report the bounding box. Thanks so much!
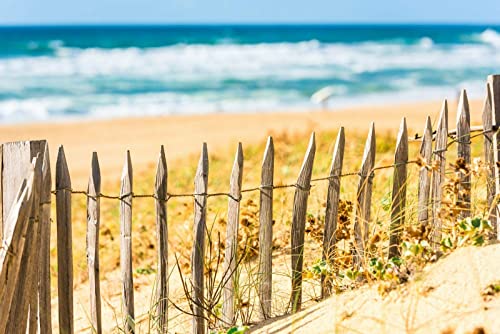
[0,99,484,188]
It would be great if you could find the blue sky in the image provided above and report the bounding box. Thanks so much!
[1,0,500,25]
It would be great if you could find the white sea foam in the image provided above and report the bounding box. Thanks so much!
[0,36,497,123]
[479,29,500,47]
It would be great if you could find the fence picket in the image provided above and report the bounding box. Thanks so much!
[87,152,102,334]
[431,101,449,248]
[155,146,168,333]
[6,155,41,334]
[257,137,274,319]
[388,118,408,259]
[27,154,43,334]
[353,123,376,269]
[120,151,134,333]
[417,116,433,226]
[222,143,244,325]
[457,90,471,219]
[291,133,316,313]
[192,143,208,334]
[39,143,52,334]
[0,170,34,332]
[489,75,500,240]
[321,127,345,298]
[482,83,495,236]
[56,146,74,334]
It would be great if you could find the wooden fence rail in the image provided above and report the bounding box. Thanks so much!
[1,74,500,333]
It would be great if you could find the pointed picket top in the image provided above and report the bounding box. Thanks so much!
[396,117,408,156]
[233,142,244,181]
[228,142,244,197]
[360,122,376,176]
[329,127,345,175]
[56,145,71,189]
[437,100,449,135]
[488,75,500,125]
[155,145,168,201]
[88,152,101,197]
[196,143,209,187]
[262,136,274,170]
[41,142,51,203]
[420,116,433,157]
[297,133,316,187]
[457,89,471,129]
[483,82,493,127]
[120,150,133,197]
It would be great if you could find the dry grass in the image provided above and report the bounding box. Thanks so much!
[47,122,492,332]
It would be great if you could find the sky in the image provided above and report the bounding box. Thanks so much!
[1,0,500,25]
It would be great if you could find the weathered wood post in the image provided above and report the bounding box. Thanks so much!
[353,123,376,269]
[222,143,244,326]
[0,169,35,332]
[87,152,102,334]
[257,137,274,319]
[120,151,134,334]
[482,82,496,235]
[56,146,74,334]
[39,144,52,334]
[0,141,47,332]
[5,154,42,334]
[291,133,316,313]
[456,90,471,219]
[192,143,208,334]
[489,75,500,240]
[388,118,408,259]
[154,146,168,333]
[321,127,344,298]
[431,101,448,248]
[417,116,433,226]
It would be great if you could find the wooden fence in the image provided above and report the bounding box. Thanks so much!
[1,74,500,333]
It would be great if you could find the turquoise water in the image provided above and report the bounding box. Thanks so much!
[0,25,499,123]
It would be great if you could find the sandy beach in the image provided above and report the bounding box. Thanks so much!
[0,99,484,189]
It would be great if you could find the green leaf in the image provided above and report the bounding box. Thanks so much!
[389,256,403,266]
[441,237,453,249]
[227,326,249,334]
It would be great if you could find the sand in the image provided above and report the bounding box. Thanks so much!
[251,244,500,334]
[0,99,484,189]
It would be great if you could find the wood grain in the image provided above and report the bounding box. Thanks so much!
[431,101,449,248]
[353,123,376,269]
[120,151,134,333]
[222,143,244,325]
[257,137,274,319]
[56,146,74,334]
[154,146,168,333]
[291,133,316,313]
[192,143,208,334]
[321,128,344,298]
[87,152,102,334]
[388,118,408,258]
[417,116,433,226]
[457,90,471,219]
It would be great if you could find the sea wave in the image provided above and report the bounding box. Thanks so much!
[0,32,498,123]
[479,29,500,47]
[0,38,496,79]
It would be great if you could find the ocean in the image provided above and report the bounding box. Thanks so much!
[0,24,499,123]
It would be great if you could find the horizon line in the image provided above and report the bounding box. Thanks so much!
[1,21,500,28]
